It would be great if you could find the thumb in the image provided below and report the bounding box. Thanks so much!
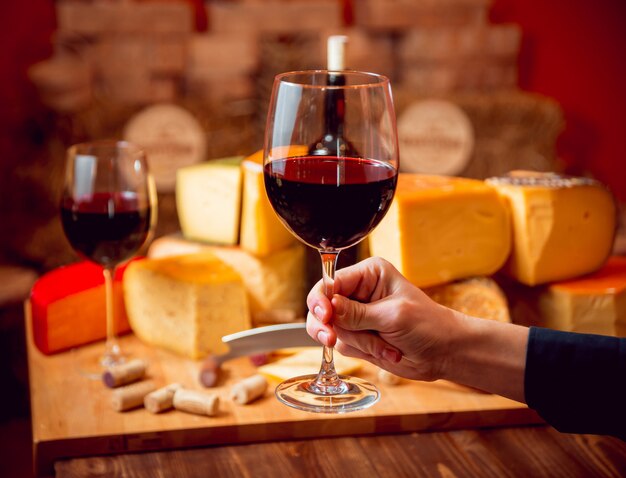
[331,294,379,331]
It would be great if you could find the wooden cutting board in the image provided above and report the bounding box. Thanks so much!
[26,306,541,476]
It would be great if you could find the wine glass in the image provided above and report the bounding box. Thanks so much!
[263,70,399,413]
[60,140,156,373]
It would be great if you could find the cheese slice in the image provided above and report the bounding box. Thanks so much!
[258,347,362,382]
[240,150,297,257]
[369,174,511,288]
[148,235,306,326]
[425,277,511,323]
[30,261,131,355]
[488,171,617,285]
[123,253,250,359]
[538,256,626,336]
[176,156,244,245]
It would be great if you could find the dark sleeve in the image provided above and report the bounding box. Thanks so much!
[524,327,626,440]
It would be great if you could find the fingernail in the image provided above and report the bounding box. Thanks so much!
[382,348,401,363]
[317,331,329,345]
[314,306,324,321]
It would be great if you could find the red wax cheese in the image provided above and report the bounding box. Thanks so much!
[30,261,132,355]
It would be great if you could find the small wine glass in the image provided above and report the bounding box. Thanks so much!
[263,70,399,413]
[60,140,156,374]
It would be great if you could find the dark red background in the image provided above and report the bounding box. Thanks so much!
[1,0,625,200]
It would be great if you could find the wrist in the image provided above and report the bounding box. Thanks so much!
[440,312,529,403]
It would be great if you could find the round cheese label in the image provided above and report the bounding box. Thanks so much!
[398,100,474,176]
[124,103,206,192]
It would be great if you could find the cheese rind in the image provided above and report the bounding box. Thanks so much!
[176,156,244,245]
[30,261,131,355]
[148,235,306,326]
[123,253,250,358]
[368,174,511,288]
[240,150,297,257]
[538,256,626,336]
[488,172,617,286]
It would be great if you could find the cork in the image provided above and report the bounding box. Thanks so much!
[198,355,220,388]
[230,374,268,405]
[144,383,183,414]
[103,359,147,388]
[111,380,157,412]
[173,389,219,417]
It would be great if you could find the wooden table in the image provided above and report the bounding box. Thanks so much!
[26,306,626,477]
[55,426,626,477]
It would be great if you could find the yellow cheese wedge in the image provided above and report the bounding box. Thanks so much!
[488,171,617,286]
[368,174,511,288]
[123,253,250,359]
[148,235,306,326]
[176,156,244,245]
[537,256,626,336]
[258,347,362,382]
[425,277,511,323]
[240,150,297,257]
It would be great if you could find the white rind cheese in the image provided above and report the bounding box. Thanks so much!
[176,156,244,245]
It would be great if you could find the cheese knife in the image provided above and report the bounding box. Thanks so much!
[199,322,317,387]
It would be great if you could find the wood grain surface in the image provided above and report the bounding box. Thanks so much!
[26,304,543,476]
[54,427,626,478]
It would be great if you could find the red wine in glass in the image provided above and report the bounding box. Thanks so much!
[264,70,399,413]
[61,192,152,268]
[60,140,155,374]
[264,156,397,251]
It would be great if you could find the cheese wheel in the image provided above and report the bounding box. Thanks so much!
[123,253,250,359]
[488,171,617,285]
[538,256,626,337]
[30,261,132,355]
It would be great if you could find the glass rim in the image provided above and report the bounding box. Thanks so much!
[68,139,145,157]
[274,69,391,89]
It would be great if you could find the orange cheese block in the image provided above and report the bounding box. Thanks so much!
[369,174,511,287]
[30,261,131,355]
[538,256,626,336]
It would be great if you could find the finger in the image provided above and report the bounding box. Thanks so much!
[306,279,333,324]
[335,348,431,383]
[334,326,402,363]
[331,294,390,332]
[334,257,398,302]
[334,340,374,362]
[306,311,336,347]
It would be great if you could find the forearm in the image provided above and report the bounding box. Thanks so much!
[440,312,529,403]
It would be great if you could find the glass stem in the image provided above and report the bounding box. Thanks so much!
[314,251,342,391]
[102,266,121,366]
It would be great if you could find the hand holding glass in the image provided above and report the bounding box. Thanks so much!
[263,70,399,413]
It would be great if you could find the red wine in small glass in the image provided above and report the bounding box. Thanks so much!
[264,70,399,413]
[61,192,151,268]
[60,140,156,374]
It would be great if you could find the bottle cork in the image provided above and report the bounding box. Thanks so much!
[144,383,183,414]
[198,355,220,388]
[377,368,401,386]
[103,359,147,388]
[173,389,220,417]
[230,374,268,405]
[111,380,157,412]
[327,35,348,71]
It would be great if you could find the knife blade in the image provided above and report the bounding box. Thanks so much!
[217,322,317,365]
[199,322,318,387]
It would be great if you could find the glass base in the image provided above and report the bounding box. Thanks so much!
[72,347,126,380]
[276,374,380,413]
